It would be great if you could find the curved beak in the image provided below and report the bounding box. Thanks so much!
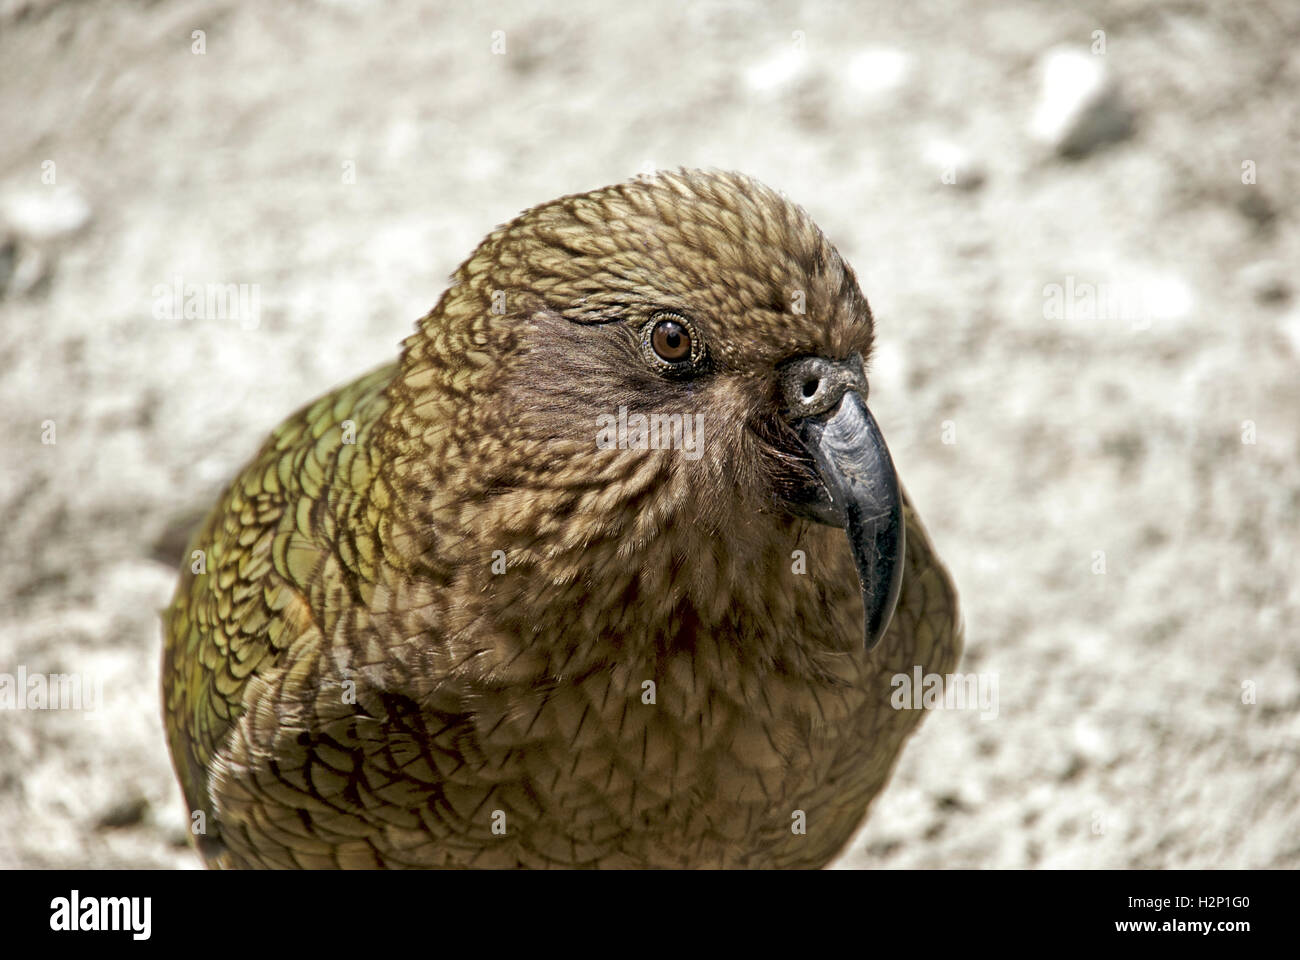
[780,356,905,652]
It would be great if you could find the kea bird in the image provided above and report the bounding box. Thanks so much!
[162,169,962,868]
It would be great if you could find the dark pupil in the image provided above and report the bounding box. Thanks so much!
[653,321,690,361]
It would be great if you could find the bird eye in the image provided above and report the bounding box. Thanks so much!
[641,312,704,375]
[651,319,691,362]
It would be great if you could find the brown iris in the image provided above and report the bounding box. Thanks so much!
[651,318,691,362]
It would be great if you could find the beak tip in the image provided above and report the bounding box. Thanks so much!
[791,390,906,657]
[861,501,905,653]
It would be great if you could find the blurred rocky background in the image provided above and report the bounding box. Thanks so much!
[1,0,1296,868]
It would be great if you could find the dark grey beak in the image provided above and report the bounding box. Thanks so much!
[780,355,905,652]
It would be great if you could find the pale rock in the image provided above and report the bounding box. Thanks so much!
[923,139,986,190]
[744,48,808,94]
[1029,47,1133,157]
[846,48,911,96]
[2,186,92,241]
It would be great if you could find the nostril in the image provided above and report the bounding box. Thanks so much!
[801,379,819,399]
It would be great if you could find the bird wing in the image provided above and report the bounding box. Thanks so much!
[161,361,398,864]
[896,489,964,677]
[820,488,964,859]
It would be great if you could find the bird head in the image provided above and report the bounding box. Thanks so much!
[386,169,903,654]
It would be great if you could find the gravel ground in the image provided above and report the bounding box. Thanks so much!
[1,0,1297,869]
